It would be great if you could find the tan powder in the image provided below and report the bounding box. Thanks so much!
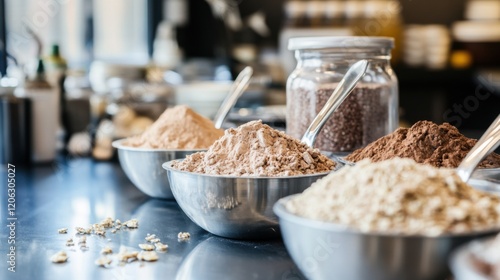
[123,105,224,149]
[345,121,500,168]
[286,158,500,236]
[172,120,335,176]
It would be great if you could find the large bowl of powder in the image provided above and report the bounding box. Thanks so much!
[113,105,224,199]
[274,158,500,280]
[163,120,338,239]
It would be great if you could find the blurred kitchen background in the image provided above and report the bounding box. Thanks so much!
[1,0,499,161]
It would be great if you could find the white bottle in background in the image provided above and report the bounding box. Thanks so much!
[153,21,182,70]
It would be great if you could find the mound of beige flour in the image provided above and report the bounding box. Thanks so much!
[172,120,335,176]
[123,105,224,149]
[286,158,500,236]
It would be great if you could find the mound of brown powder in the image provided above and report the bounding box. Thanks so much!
[123,105,224,149]
[345,120,500,168]
[172,120,336,176]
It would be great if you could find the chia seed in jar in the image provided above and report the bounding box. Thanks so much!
[286,36,398,154]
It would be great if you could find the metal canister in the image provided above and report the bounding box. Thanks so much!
[0,92,31,165]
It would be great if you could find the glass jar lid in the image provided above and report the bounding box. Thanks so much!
[288,36,394,50]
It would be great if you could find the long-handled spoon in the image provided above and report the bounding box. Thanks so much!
[213,66,253,129]
[301,60,369,148]
[456,114,500,182]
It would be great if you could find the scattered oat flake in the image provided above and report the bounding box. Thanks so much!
[58,228,68,234]
[100,217,114,228]
[155,243,168,251]
[117,250,139,262]
[66,239,74,247]
[75,227,87,234]
[115,225,122,230]
[51,251,68,263]
[149,238,160,243]
[177,232,190,241]
[145,234,157,242]
[101,247,113,255]
[111,229,117,234]
[115,219,121,225]
[95,257,112,267]
[138,251,159,262]
[79,236,87,243]
[124,219,139,228]
[138,244,155,251]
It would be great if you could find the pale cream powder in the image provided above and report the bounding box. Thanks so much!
[286,158,500,236]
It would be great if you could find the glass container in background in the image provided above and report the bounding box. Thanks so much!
[15,59,59,163]
[286,36,398,155]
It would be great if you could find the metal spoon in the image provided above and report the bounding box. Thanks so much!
[213,66,253,129]
[301,60,369,148]
[456,114,500,182]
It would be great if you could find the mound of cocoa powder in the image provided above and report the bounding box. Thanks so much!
[172,120,336,176]
[345,120,500,168]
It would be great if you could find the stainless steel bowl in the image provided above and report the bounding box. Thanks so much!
[274,195,499,280]
[162,160,334,239]
[473,168,500,183]
[112,139,204,199]
[450,236,493,280]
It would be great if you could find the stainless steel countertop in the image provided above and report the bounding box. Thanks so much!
[0,158,305,280]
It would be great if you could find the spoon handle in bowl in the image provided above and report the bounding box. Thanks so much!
[213,66,253,129]
[457,114,500,182]
[301,60,368,148]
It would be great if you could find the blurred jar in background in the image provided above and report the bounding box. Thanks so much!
[15,59,59,163]
[349,0,403,64]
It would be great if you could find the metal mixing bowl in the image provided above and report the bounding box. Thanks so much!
[273,195,500,280]
[450,236,493,280]
[112,139,204,199]
[162,160,336,239]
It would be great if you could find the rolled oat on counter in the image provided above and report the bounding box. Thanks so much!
[345,120,500,168]
[172,120,336,176]
[123,105,224,149]
[286,158,500,236]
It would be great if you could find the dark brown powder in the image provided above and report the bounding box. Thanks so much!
[345,120,500,168]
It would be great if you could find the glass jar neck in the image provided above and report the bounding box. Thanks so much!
[295,47,392,65]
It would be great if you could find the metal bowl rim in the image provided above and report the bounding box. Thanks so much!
[274,195,500,238]
[162,160,334,180]
[112,138,208,153]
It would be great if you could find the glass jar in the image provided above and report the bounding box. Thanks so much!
[286,36,398,155]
